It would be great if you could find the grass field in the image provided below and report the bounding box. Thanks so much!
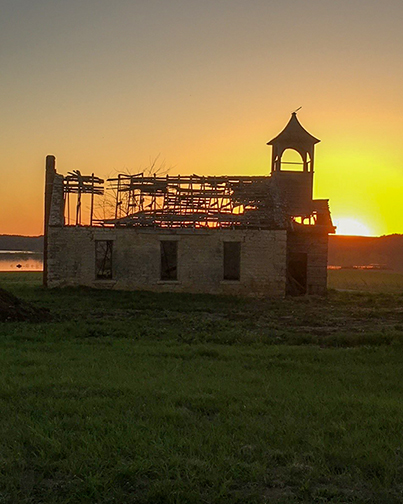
[328,269,403,293]
[0,272,403,503]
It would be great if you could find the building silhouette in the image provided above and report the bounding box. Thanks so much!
[44,113,334,296]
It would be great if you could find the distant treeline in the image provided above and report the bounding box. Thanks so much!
[328,234,403,272]
[0,233,402,272]
[0,235,43,253]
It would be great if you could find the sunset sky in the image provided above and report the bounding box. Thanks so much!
[1,0,402,236]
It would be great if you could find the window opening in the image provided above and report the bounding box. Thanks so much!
[223,242,241,280]
[160,241,178,280]
[95,240,113,279]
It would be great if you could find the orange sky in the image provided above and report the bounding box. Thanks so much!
[1,0,402,236]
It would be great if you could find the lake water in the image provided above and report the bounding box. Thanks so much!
[0,251,43,272]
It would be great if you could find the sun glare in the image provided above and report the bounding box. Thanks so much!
[334,217,373,236]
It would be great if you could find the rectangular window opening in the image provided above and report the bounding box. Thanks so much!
[95,240,113,280]
[160,241,178,281]
[223,242,241,281]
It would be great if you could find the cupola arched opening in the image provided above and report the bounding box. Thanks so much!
[278,148,305,172]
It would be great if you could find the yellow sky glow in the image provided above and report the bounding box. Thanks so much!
[0,1,402,237]
[333,217,374,237]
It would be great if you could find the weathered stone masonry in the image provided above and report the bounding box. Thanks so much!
[47,225,287,296]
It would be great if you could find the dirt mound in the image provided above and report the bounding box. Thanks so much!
[0,288,50,322]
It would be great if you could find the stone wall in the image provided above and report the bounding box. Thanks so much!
[47,227,287,297]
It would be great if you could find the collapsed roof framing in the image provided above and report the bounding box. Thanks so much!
[64,170,104,226]
[60,113,335,232]
[99,173,287,229]
[62,171,332,231]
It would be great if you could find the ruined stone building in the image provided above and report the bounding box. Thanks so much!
[43,113,335,296]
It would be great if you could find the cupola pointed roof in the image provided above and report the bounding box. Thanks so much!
[267,113,320,146]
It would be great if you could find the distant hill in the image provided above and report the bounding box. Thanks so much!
[329,234,403,272]
[0,235,43,253]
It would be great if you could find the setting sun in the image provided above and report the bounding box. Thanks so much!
[333,217,373,237]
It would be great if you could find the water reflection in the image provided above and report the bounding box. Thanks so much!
[0,251,43,271]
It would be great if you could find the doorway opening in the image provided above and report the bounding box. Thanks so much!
[286,252,307,295]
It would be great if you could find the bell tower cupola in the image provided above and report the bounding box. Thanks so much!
[267,113,320,215]
[267,112,320,175]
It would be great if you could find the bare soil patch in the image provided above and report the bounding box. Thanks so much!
[0,287,50,322]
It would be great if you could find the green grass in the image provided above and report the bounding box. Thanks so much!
[1,272,403,502]
[328,269,403,293]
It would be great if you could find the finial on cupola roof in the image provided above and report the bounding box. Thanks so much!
[267,111,320,149]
